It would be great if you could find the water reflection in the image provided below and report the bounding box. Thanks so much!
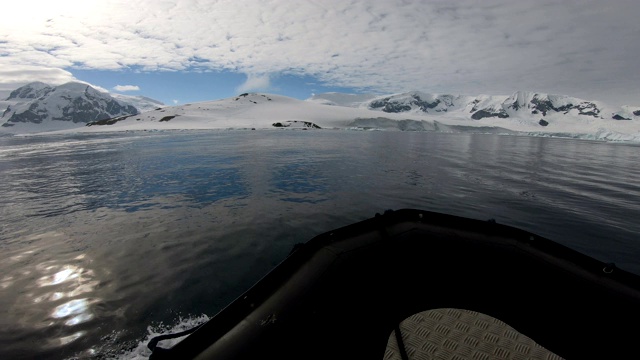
[38,266,81,287]
[52,298,94,325]
[1,230,103,355]
[32,258,99,330]
[1,276,13,289]
[54,331,86,347]
[34,263,98,301]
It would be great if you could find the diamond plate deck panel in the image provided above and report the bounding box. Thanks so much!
[384,308,563,360]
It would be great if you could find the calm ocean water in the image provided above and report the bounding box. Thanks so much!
[1,130,639,359]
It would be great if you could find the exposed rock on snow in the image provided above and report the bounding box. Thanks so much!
[272,120,321,129]
[86,114,132,126]
[159,115,177,122]
[7,81,53,100]
[471,109,509,120]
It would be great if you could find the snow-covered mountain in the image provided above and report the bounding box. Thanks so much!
[310,91,637,122]
[1,82,140,132]
[305,91,640,141]
[2,89,639,142]
[50,92,637,142]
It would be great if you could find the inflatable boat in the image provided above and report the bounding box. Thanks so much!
[148,209,640,359]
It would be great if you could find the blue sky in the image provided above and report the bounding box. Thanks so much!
[70,69,362,105]
[1,0,639,106]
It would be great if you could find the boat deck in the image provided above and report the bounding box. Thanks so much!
[385,308,563,360]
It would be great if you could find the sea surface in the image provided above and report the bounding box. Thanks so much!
[1,130,639,359]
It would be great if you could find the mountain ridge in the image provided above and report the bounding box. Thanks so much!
[309,90,638,122]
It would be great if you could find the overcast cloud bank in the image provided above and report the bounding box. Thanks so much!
[1,0,638,105]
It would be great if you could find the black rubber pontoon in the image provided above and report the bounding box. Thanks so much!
[149,209,640,359]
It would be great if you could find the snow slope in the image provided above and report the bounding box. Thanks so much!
[78,93,419,132]
[111,94,165,113]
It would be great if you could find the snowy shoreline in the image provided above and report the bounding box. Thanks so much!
[10,124,637,145]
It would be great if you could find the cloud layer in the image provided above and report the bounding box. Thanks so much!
[236,74,271,93]
[0,66,77,91]
[113,85,140,92]
[1,0,639,104]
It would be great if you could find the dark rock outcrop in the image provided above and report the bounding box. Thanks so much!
[86,115,132,126]
[575,102,600,117]
[539,119,549,126]
[471,109,509,120]
[8,103,48,123]
[506,93,601,118]
[272,120,321,129]
[370,98,412,113]
[529,97,574,116]
[612,114,631,120]
[159,115,177,122]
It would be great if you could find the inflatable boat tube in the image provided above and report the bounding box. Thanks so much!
[149,209,640,359]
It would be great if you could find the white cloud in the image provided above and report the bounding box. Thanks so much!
[0,64,109,93]
[113,85,140,92]
[172,100,179,105]
[236,73,271,93]
[0,65,77,91]
[1,0,639,105]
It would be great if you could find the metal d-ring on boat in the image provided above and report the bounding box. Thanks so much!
[149,209,640,359]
